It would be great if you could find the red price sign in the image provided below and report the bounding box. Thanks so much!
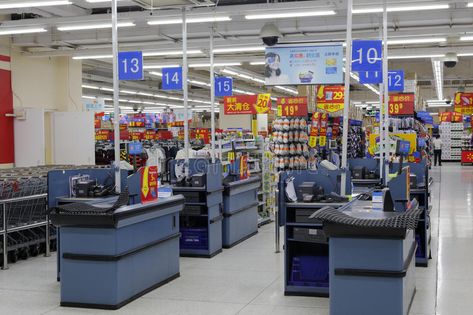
[141,166,158,204]
[316,86,344,113]
[454,92,473,106]
[224,94,271,115]
[277,97,308,117]
[388,93,415,115]
[194,128,210,144]
[95,129,111,141]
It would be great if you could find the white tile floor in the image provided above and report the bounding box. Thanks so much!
[0,164,471,315]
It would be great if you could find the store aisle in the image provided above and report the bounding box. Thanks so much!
[1,165,471,315]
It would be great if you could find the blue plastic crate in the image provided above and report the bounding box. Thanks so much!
[180,228,208,250]
[288,256,329,287]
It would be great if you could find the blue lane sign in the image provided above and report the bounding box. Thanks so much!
[352,40,382,72]
[129,142,143,155]
[215,77,233,97]
[162,67,183,90]
[388,70,404,92]
[118,51,143,81]
[359,71,382,84]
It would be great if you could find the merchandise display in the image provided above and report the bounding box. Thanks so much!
[271,117,309,170]
[440,122,464,161]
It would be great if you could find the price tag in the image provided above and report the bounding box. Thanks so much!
[162,67,183,90]
[388,93,414,115]
[277,97,308,117]
[256,94,271,114]
[319,136,327,147]
[118,51,143,81]
[309,136,317,148]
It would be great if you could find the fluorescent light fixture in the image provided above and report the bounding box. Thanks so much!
[469,2,473,7]
[221,69,265,84]
[144,64,180,69]
[189,79,211,87]
[57,22,135,31]
[388,37,446,45]
[86,0,124,2]
[137,92,153,97]
[121,90,137,95]
[143,49,202,57]
[353,4,449,14]
[432,60,444,101]
[148,16,231,26]
[190,62,242,68]
[149,71,163,77]
[250,61,265,65]
[213,46,265,54]
[388,54,444,60]
[0,1,71,9]
[100,87,114,92]
[82,95,96,100]
[460,36,473,41]
[0,27,47,36]
[245,10,336,20]
[82,84,99,90]
[458,53,473,57]
[275,86,298,95]
[73,54,112,60]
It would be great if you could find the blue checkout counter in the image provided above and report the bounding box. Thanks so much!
[222,177,260,248]
[50,195,185,310]
[170,159,224,258]
[348,158,382,189]
[312,200,420,315]
[278,169,352,297]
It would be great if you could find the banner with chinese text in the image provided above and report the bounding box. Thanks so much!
[316,85,344,113]
[224,94,271,115]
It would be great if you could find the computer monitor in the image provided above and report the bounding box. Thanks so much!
[395,140,410,157]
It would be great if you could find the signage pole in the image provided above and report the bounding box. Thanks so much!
[182,8,190,176]
[210,26,216,163]
[383,0,389,185]
[378,18,384,181]
[111,0,121,193]
[340,0,353,196]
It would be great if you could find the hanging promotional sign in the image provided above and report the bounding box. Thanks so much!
[140,166,158,204]
[265,44,344,86]
[369,133,417,155]
[454,92,473,106]
[84,97,105,112]
[95,129,112,141]
[193,128,210,144]
[388,93,415,115]
[144,130,156,140]
[276,97,308,117]
[316,85,344,113]
[240,155,249,180]
[223,94,270,115]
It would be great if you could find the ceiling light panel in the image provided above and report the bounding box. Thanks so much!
[353,4,449,14]
[388,37,446,45]
[0,27,47,35]
[148,16,231,26]
[213,46,265,54]
[189,62,242,68]
[73,54,112,60]
[57,22,135,31]
[143,50,202,57]
[0,1,71,9]
[245,10,336,20]
[432,60,444,101]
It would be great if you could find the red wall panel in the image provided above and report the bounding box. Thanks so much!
[0,58,14,164]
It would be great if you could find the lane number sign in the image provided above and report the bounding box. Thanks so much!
[162,67,183,90]
[118,51,143,81]
[352,40,382,72]
[215,77,233,97]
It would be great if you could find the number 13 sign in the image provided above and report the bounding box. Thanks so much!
[118,51,143,81]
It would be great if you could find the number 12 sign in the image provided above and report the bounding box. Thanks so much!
[162,67,183,90]
[388,70,404,92]
[118,51,143,81]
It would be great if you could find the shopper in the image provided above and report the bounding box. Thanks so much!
[433,135,442,166]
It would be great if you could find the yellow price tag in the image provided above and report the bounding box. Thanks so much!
[319,136,327,147]
[309,136,317,148]
[277,105,282,117]
[256,93,271,114]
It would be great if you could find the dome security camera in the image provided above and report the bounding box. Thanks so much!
[444,52,458,68]
[260,23,281,46]
[445,97,452,105]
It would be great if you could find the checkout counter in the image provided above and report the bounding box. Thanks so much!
[48,167,185,310]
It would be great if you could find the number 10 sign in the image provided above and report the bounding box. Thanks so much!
[351,40,382,72]
[118,51,143,81]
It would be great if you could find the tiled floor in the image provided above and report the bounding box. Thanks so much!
[0,164,471,314]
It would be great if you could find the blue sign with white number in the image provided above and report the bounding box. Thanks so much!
[352,40,382,72]
[118,51,143,81]
[129,142,143,155]
[359,71,382,84]
[162,67,183,90]
[215,77,233,97]
[388,70,404,92]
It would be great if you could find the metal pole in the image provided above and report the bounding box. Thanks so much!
[112,0,121,193]
[182,8,190,176]
[2,203,8,270]
[275,207,280,253]
[383,0,389,185]
[210,26,216,163]
[340,0,353,196]
[44,203,50,258]
[378,18,384,181]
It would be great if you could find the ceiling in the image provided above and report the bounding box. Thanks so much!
[2,0,473,112]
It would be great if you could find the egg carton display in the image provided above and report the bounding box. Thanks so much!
[451,123,464,131]
[272,118,310,170]
[451,140,463,148]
